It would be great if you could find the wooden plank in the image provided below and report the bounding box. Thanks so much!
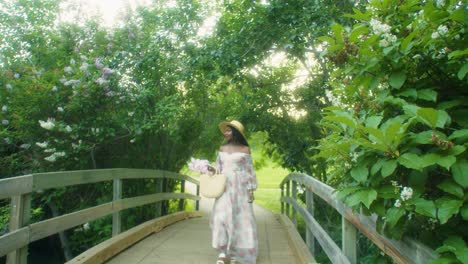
[306,189,315,256]
[342,216,357,264]
[33,169,117,190]
[32,169,199,191]
[282,173,438,264]
[113,193,200,212]
[0,228,29,257]
[291,181,297,226]
[282,197,351,264]
[6,194,31,264]
[112,179,122,237]
[178,180,185,211]
[277,214,317,264]
[65,211,203,264]
[29,203,113,242]
[0,175,33,199]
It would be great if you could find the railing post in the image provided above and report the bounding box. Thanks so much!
[112,178,122,236]
[291,181,297,227]
[7,194,31,264]
[306,188,315,256]
[155,179,163,217]
[280,184,284,214]
[178,180,185,211]
[195,184,200,210]
[286,181,290,218]
[342,216,357,264]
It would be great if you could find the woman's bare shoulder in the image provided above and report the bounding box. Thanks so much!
[239,146,251,154]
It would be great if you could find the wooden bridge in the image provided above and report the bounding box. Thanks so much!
[0,169,436,264]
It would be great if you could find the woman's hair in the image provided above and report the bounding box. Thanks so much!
[228,125,249,146]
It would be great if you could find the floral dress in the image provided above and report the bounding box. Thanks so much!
[210,151,258,264]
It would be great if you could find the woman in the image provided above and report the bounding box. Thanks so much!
[210,120,258,264]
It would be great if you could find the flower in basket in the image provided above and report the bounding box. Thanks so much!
[187,158,210,174]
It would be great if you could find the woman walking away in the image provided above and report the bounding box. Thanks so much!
[210,120,258,264]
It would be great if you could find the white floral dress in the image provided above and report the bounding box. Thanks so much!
[210,151,258,264]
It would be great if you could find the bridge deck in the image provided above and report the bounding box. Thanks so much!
[105,198,302,264]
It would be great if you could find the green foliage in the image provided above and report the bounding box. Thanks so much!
[316,0,467,261]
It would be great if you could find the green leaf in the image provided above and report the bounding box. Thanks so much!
[398,153,423,171]
[410,131,432,144]
[378,185,398,199]
[436,110,450,128]
[450,8,465,23]
[400,31,417,54]
[412,198,436,218]
[381,160,398,178]
[437,236,468,264]
[461,204,468,221]
[318,36,336,45]
[458,63,468,80]
[365,116,382,128]
[385,120,403,146]
[448,48,468,59]
[350,165,369,183]
[437,179,464,198]
[331,23,344,43]
[386,207,405,228]
[436,155,456,170]
[417,89,437,102]
[436,198,462,224]
[417,107,439,128]
[398,88,417,99]
[363,127,387,146]
[428,257,458,264]
[349,24,368,42]
[389,71,406,89]
[451,159,468,188]
[325,115,356,128]
[346,189,377,209]
[371,158,386,175]
[448,145,466,156]
[449,129,468,140]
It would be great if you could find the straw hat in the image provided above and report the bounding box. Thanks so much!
[219,120,246,139]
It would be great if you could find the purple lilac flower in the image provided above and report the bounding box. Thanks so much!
[187,158,210,174]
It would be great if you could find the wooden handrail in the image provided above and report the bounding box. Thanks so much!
[0,169,201,262]
[280,172,437,264]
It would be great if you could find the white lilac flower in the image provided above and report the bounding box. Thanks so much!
[6,84,12,90]
[39,118,55,130]
[65,125,72,132]
[44,154,56,162]
[102,67,114,78]
[454,34,460,40]
[79,63,89,72]
[128,112,134,117]
[4,138,11,144]
[95,58,104,69]
[437,25,448,36]
[2,105,7,112]
[394,199,402,208]
[70,59,76,65]
[36,141,48,148]
[80,55,87,61]
[52,86,58,92]
[436,0,445,7]
[2,119,9,125]
[44,148,56,153]
[20,144,31,149]
[57,107,64,112]
[14,73,20,79]
[55,152,66,157]
[400,186,413,201]
[350,152,359,162]
[431,32,440,39]
[64,80,80,86]
[130,138,135,143]
[83,222,90,230]
[379,39,390,48]
[72,143,79,149]
[370,19,391,35]
[95,77,109,86]
[64,66,73,74]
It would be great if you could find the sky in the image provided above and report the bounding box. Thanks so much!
[59,0,154,27]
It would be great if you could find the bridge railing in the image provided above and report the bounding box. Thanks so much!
[0,168,200,264]
[280,172,437,264]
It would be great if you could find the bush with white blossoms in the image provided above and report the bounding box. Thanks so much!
[317,1,467,262]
